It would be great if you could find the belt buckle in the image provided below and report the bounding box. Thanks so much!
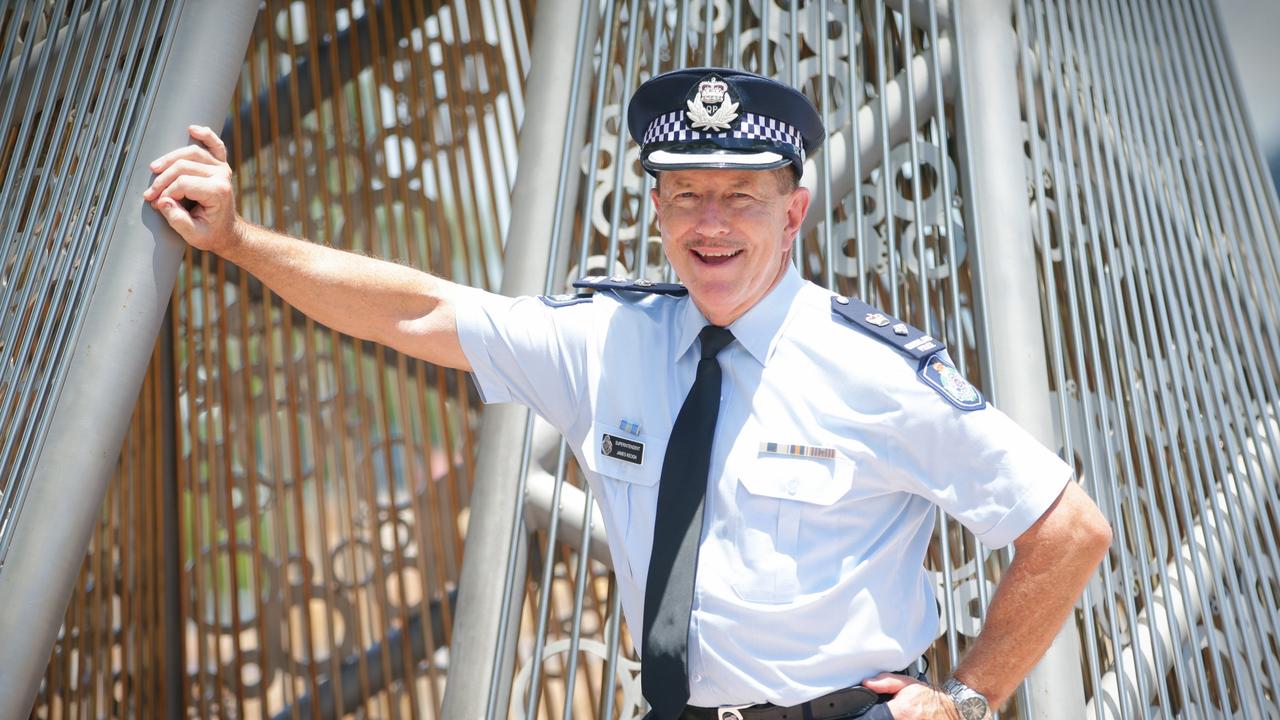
[717,705,752,720]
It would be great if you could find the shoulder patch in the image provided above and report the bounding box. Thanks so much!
[830,295,945,361]
[539,293,592,308]
[919,352,986,411]
[572,275,689,296]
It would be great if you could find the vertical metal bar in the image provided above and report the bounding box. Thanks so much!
[559,485,598,720]
[604,0,647,275]
[599,577,625,719]
[874,1,898,311]
[525,451,573,717]
[440,0,597,716]
[819,0,835,289]
[900,0,927,326]
[636,0,667,281]
[0,2,258,717]
[950,0,1087,716]
[760,0,770,77]
[160,309,184,720]
[787,0,798,87]
[702,0,714,66]
[731,0,741,68]
[846,0,867,300]
[574,0,621,278]
[928,0,962,671]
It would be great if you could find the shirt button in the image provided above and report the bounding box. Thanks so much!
[786,478,799,495]
[693,673,703,683]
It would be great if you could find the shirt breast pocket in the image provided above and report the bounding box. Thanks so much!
[731,453,854,604]
[579,422,667,579]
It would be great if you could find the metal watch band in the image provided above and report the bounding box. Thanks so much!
[942,677,990,720]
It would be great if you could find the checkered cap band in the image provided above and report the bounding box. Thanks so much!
[641,110,805,163]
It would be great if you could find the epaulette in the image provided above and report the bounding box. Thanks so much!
[830,294,944,360]
[539,292,592,308]
[831,294,985,411]
[572,275,689,296]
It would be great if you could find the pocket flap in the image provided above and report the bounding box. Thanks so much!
[581,422,667,486]
[739,453,854,506]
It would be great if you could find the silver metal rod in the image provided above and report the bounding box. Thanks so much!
[760,0,770,76]
[703,0,714,66]
[599,579,625,719]
[819,0,834,289]
[788,0,798,87]
[928,0,964,671]
[559,484,598,720]
[573,0,621,279]
[524,441,573,719]
[604,0,647,276]
[875,1,898,313]
[636,0,667,281]
[846,0,868,299]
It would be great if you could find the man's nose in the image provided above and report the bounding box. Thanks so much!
[694,200,730,236]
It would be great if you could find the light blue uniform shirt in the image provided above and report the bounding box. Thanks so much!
[455,267,1071,708]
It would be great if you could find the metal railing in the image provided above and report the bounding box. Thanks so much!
[0,1,258,718]
[10,0,1280,717]
[451,0,1280,718]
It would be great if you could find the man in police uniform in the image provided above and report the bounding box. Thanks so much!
[145,67,1112,720]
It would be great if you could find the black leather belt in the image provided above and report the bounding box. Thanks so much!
[679,685,884,720]
[677,663,924,720]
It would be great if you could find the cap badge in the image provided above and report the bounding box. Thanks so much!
[686,75,739,132]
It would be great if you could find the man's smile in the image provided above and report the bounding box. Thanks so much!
[691,247,744,265]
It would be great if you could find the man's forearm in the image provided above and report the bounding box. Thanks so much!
[222,220,470,369]
[952,482,1113,709]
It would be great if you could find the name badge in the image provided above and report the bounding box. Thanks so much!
[601,433,644,465]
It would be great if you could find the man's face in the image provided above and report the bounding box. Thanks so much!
[652,168,810,326]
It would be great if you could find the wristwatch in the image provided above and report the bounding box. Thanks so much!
[942,677,990,720]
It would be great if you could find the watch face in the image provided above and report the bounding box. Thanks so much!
[956,696,989,720]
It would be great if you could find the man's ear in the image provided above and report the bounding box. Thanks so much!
[784,186,811,242]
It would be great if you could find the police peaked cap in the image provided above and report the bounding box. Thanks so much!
[627,67,825,177]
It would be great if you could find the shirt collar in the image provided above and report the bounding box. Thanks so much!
[674,265,806,366]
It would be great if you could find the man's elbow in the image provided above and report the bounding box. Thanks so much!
[1081,506,1113,564]
[1021,483,1114,567]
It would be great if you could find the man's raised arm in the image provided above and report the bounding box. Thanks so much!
[144,125,473,372]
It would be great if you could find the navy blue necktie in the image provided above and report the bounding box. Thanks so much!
[641,325,735,719]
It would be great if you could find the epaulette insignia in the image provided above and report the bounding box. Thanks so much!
[572,275,689,296]
[830,295,944,361]
[831,294,985,412]
[539,293,592,308]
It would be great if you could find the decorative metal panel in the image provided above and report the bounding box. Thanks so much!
[0,0,181,562]
[22,0,1280,718]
